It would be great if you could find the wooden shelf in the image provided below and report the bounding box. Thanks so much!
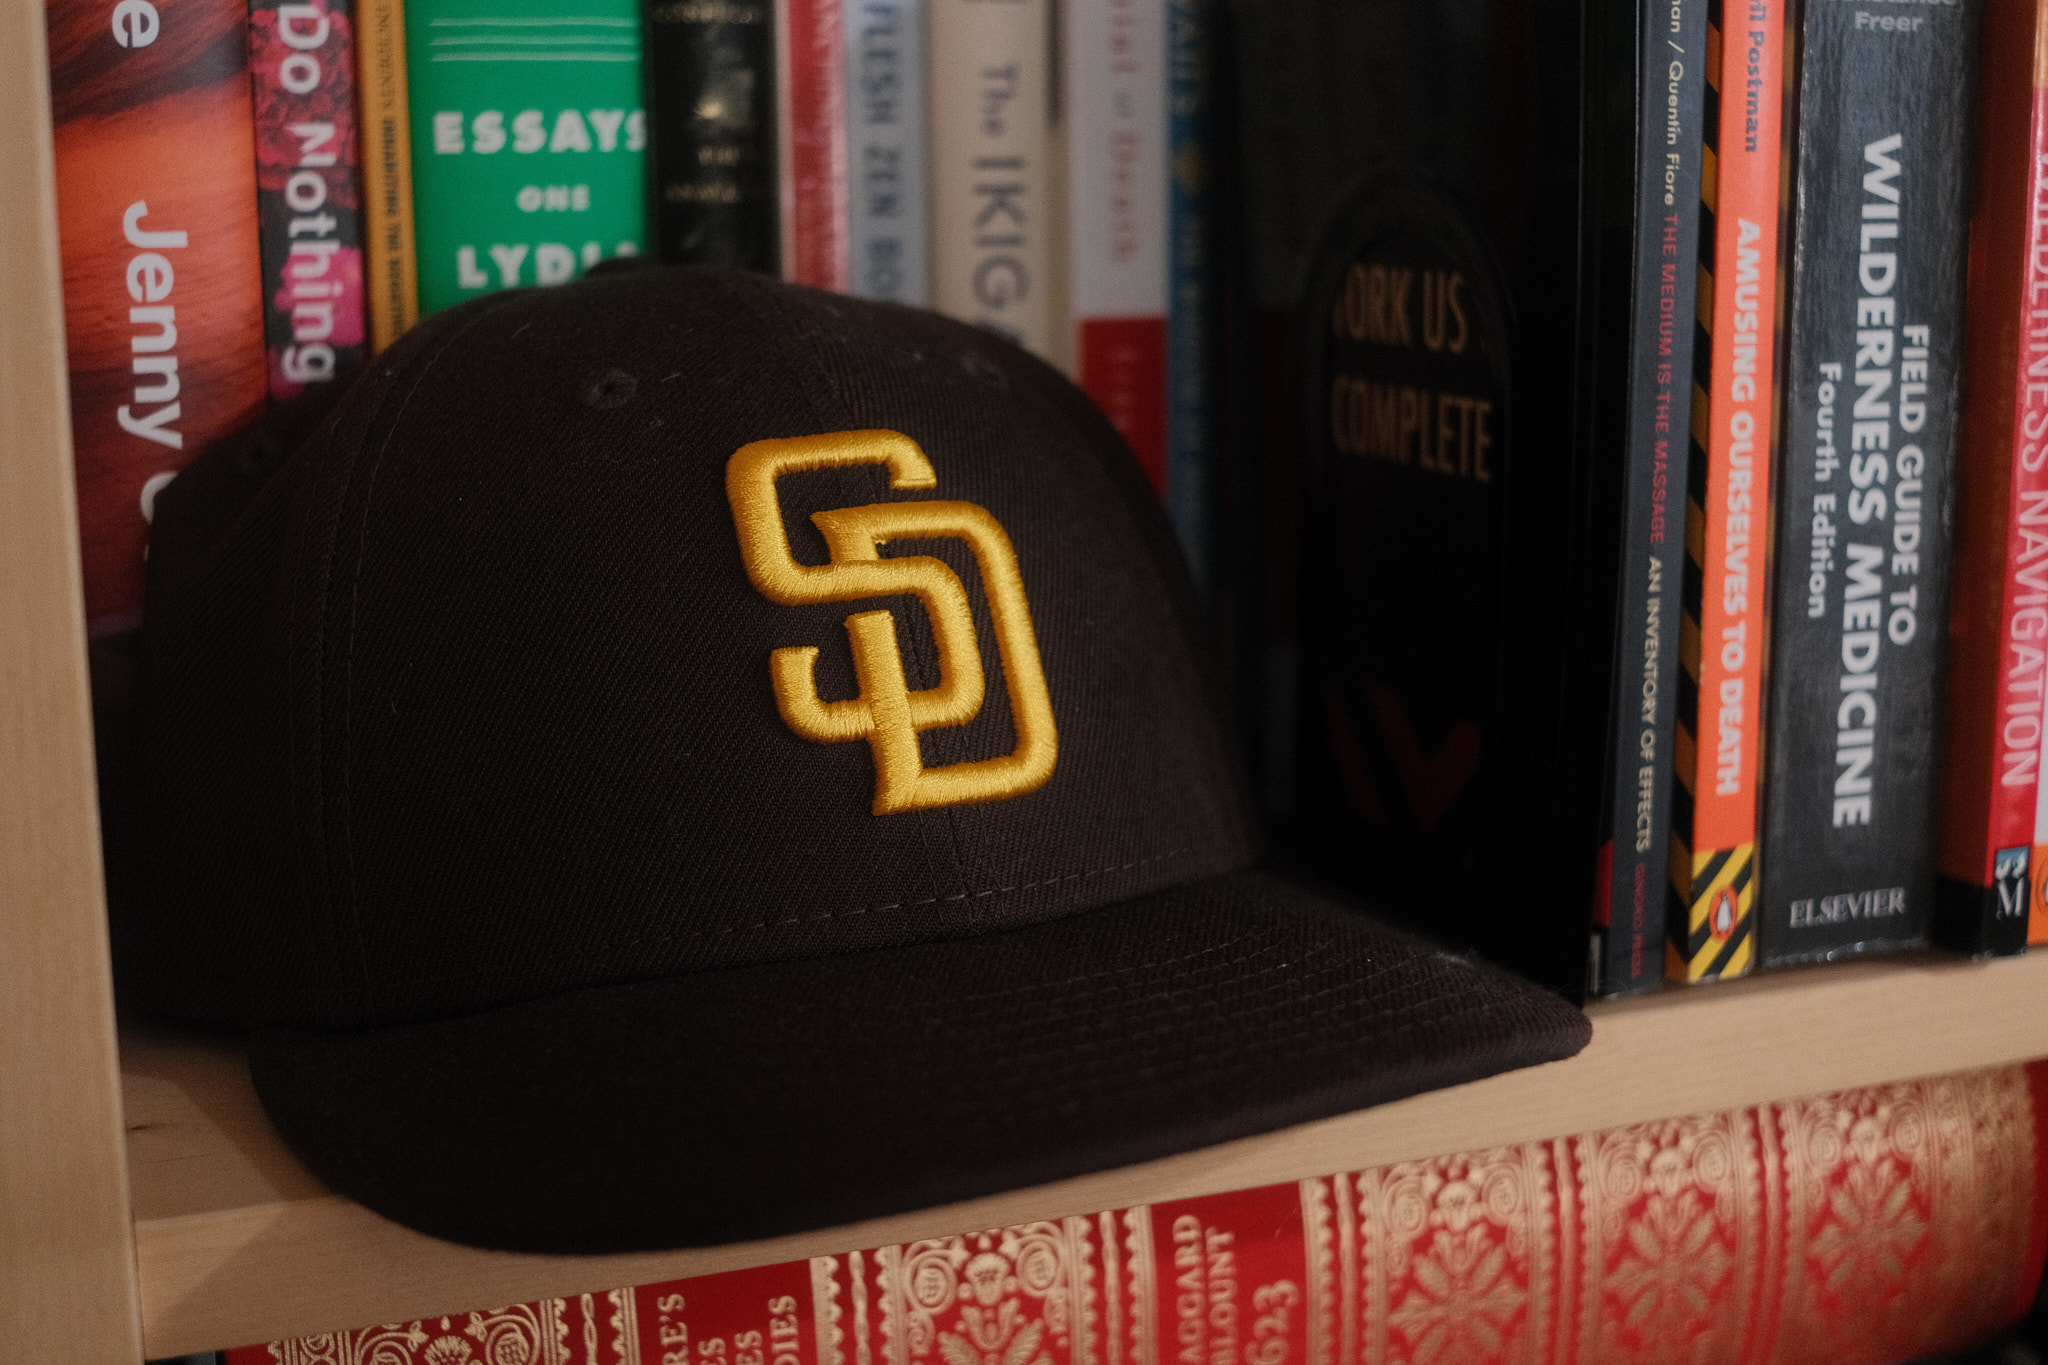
[127,947,2048,1358]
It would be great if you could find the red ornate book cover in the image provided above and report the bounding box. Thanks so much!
[229,1062,2048,1365]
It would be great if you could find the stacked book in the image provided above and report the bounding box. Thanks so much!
[1263,0,2048,997]
[39,0,2048,998]
[43,0,1214,669]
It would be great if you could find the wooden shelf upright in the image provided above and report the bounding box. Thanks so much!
[0,0,147,1357]
[5,1,2048,1359]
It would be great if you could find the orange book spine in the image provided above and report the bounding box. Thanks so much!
[1668,0,1788,982]
[46,0,268,631]
[353,0,417,351]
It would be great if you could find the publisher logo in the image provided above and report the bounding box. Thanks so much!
[1710,886,1738,942]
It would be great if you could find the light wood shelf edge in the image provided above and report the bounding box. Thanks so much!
[128,947,2048,1357]
[0,0,147,1357]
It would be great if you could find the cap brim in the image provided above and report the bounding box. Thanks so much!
[249,870,1589,1253]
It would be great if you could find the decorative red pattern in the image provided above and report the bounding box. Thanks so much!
[228,1063,2047,1365]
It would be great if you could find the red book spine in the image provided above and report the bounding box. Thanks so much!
[46,0,267,632]
[1940,0,2048,956]
[775,0,848,290]
[1079,319,1170,493]
[229,1062,2048,1365]
[247,0,368,403]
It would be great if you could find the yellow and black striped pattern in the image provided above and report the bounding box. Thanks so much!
[1667,834,1756,981]
[1668,482,1755,982]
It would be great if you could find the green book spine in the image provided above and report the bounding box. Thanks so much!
[405,0,647,315]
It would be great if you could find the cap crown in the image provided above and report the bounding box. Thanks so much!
[132,268,1256,1027]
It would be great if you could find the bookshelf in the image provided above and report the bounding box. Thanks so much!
[4,7,2048,1363]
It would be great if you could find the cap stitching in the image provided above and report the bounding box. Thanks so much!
[919,927,1282,1012]
[326,292,531,1013]
[926,938,1365,1057]
[1031,991,1574,1099]
[859,846,1188,918]
[922,961,1547,1101]
[348,845,1196,991]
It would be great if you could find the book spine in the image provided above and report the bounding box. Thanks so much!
[2018,10,2048,951]
[1938,0,2048,959]
[404,0,646,316]
[1667,0,1786,983]
[230,1062,2048,1365]
[1065,0,1167,489]
[843,0,926,302]
[1760,0,1982,966]
[775,0,848,288]
[928,0,1054,358]
[354,0,417,350]
[46,0,269,631]
[1165,0,1209,585]
[2036,732,2048,938]
[644,0,779,272]
[1596,0,1704,995]
[247,0,369,403]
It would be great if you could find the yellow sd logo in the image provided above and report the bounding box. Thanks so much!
[726,430,1058,815]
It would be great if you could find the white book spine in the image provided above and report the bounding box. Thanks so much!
[928,0,1054,358]
[1064,0,1167,336]
[845,0,929,303]
[1062,0,1168,489]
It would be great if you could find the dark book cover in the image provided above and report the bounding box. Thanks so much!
[248,0,368,402]
[645,0,779,271]
[1596,0,1709,992]
[1760,0,1983,964]
[1289,0,1702,999]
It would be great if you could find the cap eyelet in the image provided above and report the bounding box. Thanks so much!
[239,433,285,474]
[579,369,639,410]
[959,351,1008,388]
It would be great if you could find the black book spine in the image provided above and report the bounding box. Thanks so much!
[1936,862,2031,957]
[643,0,780,271]
[1593,0,1708,994]
[1760,0,1981,964]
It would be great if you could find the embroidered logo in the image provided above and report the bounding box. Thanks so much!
[727,430,1057,814]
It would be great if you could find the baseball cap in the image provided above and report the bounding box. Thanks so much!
[127,265,1589,1254]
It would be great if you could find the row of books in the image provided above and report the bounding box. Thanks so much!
[645,0,1214,572]
[58,0,2048,1010]
[43,0,1214,662]
[1244,0,2048,998]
